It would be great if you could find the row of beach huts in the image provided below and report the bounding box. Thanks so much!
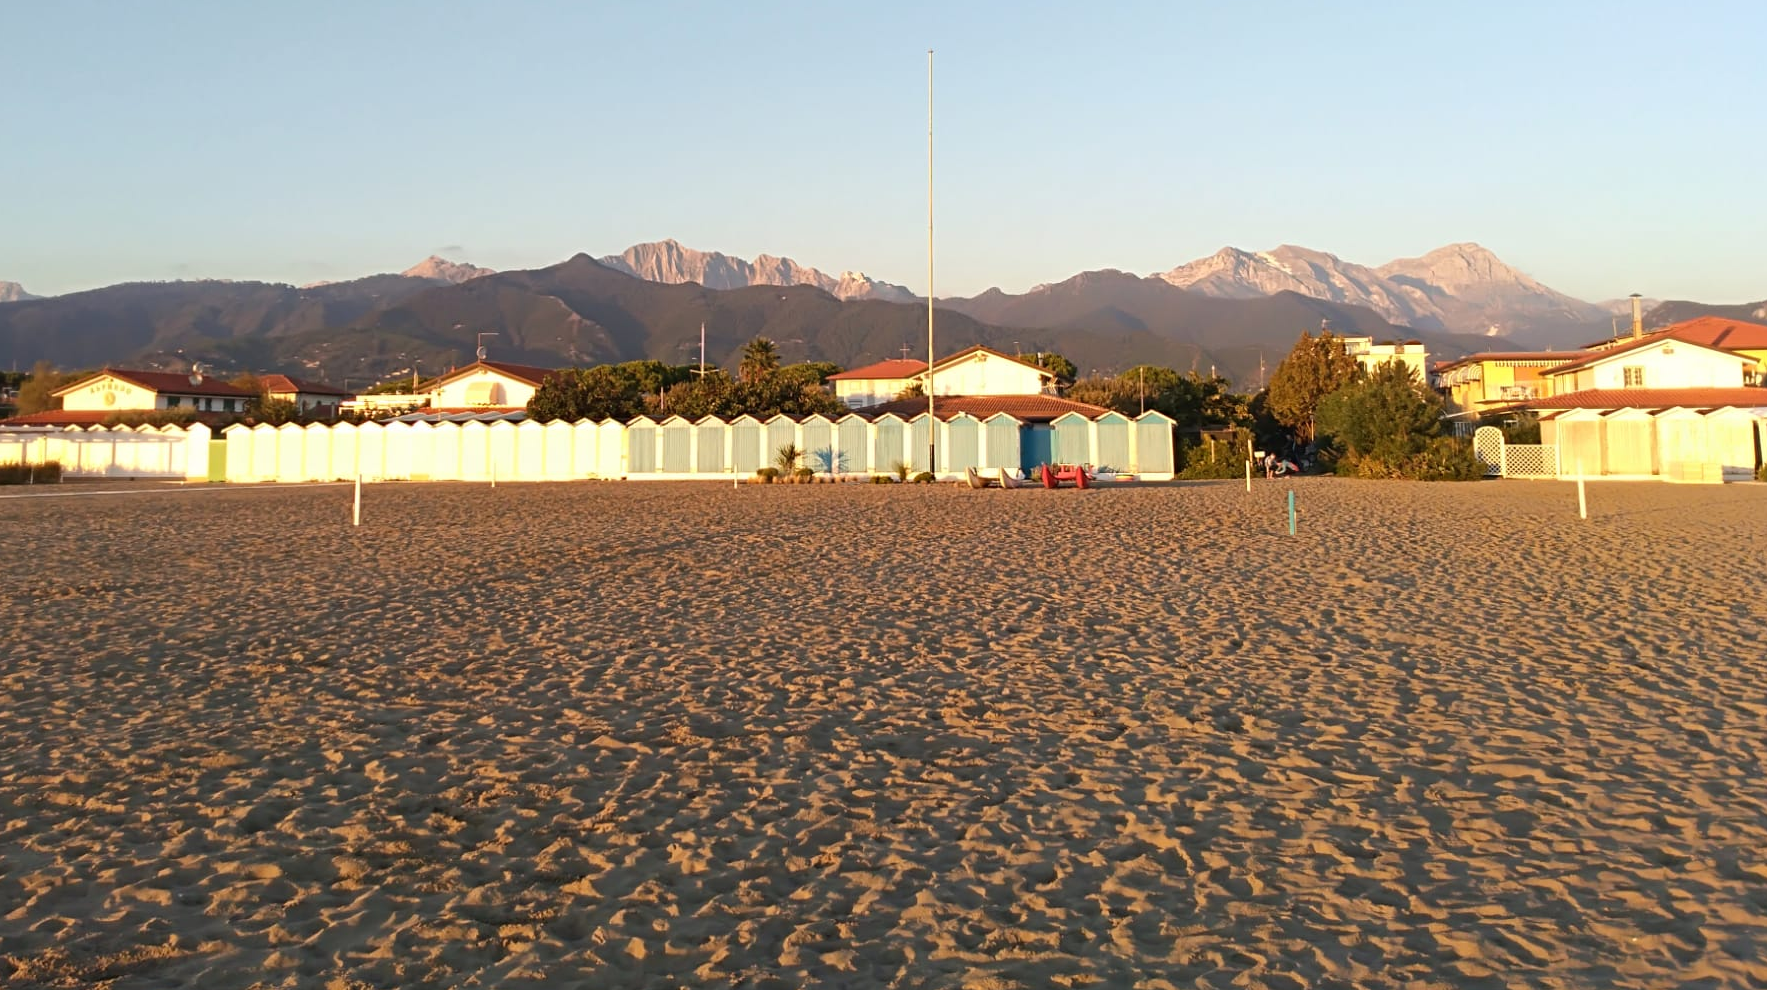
[0,409,1182,484]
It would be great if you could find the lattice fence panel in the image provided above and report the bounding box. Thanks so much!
[1473,426,1504,477]
[1501,443,1559,478]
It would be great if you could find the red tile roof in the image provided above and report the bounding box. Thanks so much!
[1659,316,1767,351]
[259,374,350,397]
[862,394,1112,422]
[827,358,928,381]
[52,369,255,399]
[1520,388,1767,410]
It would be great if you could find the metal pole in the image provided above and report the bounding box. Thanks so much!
[926,48,936,476]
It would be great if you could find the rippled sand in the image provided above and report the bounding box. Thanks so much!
[2,478,1765,988]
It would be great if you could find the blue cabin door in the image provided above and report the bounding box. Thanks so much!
[1021,426,1053,475]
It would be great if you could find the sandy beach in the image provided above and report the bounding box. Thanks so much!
[2,477,1764,988]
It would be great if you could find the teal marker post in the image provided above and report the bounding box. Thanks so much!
[1287,490,1296,535]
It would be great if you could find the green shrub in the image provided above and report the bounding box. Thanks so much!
[0,461,62,485]
[911,471,935,485]
[893,460,912,482]
[1402,437,1486,481]
[792,466,814,481]
[870,474,894,484]
[1758,462,1767,483]
[756,467,780,483]
[1177,457,1247,480]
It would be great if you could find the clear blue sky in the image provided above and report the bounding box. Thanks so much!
[4,0,1764,303]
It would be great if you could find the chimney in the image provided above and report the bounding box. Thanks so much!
[1629,293,1643,340]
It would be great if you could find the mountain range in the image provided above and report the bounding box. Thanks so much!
[1155,243,1613,345]
[2,241,1757,387]
[0,281,37,303]
[598,240,916,303]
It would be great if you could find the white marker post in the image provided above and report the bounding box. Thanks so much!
[353,473,362,527]
[491,460,496,489]
[1245,459,1251,492]
[1576,459,1587,520]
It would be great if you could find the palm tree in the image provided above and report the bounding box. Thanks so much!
[740,337,781,383]
[775,443,803,474]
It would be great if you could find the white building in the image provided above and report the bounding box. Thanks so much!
[258,374,351,418]
[827,346,1055,410]
[1338,336,1431,383]
[428,360,561,411]
[54,368,255,415]
[1541,335,1755,394]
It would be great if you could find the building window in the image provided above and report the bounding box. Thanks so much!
[168,397,182,408]
[1622,367,1645,387]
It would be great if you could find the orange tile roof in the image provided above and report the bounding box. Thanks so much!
[1521,388,1767,410]
[862,394,1112,422]
[827,358,928,381]
[1659,316,1767,351]
[259,374,350,396]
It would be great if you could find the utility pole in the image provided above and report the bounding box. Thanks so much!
[695,322,708,378]
[925,48,936,475]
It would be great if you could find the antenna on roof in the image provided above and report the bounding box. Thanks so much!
[189,362,203,386]
[476,331,499,361]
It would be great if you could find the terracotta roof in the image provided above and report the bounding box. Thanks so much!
[52,369,255,399]
[259,374,350,396]
[827,358,928,381]
[0,409,229,427]
[862,394,1113,423]
[1435,351,1584,371]
[1544,334,1749,376]
[430,360,562,388]
[1658,316,1767,351]
[1519,388,1767,410]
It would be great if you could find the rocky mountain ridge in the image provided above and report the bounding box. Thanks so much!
[0,281,37,303]
[599,239,916,303]
[1159,242,1614,346]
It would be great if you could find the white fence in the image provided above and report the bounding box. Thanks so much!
[3,411,1179,484]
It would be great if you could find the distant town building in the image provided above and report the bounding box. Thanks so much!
[56,368,254,415]
[428,360,562,411]
[828,346,1055,410]
[1337,335,1431,384]
[258,374,351,419]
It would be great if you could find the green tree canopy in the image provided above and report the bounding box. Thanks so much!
[15,362,78,415]
[1265,331,1362,441]
[1314,361,1444,465]
[1064,366,1250,430]
[1029,351,1076,381]
[739,338,781,383]
[528,365,649,423]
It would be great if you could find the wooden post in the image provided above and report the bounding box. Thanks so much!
[1576,459,1587,520]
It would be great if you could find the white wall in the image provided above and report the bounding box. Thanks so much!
[60,376,158,412]
[1586,342,1750,391]
[930,353,1045,397]
[434,369,540,408]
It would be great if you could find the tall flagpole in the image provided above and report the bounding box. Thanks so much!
[926,48,936,475]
